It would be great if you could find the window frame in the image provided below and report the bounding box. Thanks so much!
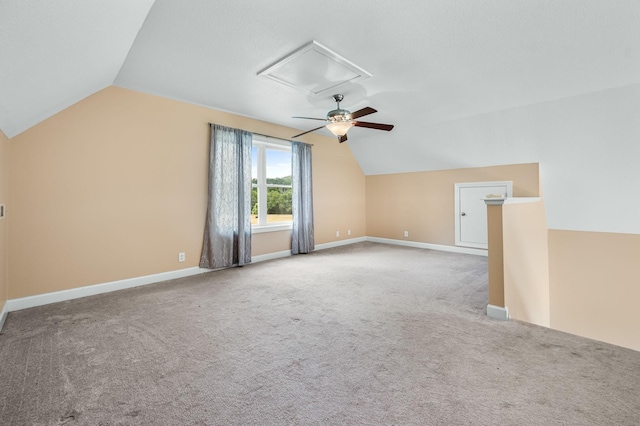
[252,135,293,233]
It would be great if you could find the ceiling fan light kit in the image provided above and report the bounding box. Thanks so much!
[292,94,394,143]
[326,121,353,137]
[325,94,353,137]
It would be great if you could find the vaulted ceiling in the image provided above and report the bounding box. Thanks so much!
[2,1,640,177]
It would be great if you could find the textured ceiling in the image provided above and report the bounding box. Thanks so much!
[2,0,640,175]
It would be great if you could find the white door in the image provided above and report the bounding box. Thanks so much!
[454,181,512,249]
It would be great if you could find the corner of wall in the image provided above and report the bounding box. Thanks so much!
[0,128,9,318]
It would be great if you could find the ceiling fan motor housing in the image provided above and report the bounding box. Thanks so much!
[327,108,351,122]
[328,93,350,122]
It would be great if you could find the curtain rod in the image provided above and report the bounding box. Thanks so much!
[207,122,313,146]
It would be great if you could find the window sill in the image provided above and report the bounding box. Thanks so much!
[252,223,293,234]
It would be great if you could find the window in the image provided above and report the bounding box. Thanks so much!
[251,135,292,231]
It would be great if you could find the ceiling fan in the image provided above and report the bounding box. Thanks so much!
[291,94,394,143]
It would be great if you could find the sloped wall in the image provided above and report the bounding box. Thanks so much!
[8,86,365,299]
[357,83,640,236]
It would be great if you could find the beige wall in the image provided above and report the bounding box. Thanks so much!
[487,201,640,351]
[549,230,640,352]
[9,86,365,299]
[313,131,367,243]
[251,230,292,257]
[0,130,8,312]
[486,204,504,307]
[365,163,539,244]
[503,201,550,327]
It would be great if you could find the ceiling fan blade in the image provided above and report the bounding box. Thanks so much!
[353,121,394,131]
[339,134,348,143]
[292,125,326,139]
[292,116,327,121]
[347,107,377,120]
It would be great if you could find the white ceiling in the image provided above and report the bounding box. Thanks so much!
[0,0,156,139]
[2,0,640,176]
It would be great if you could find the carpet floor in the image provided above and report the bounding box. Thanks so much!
[1,242,639,425]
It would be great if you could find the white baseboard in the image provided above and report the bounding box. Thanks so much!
[365,237,488,257]
[315,237,367,251]
[251,250,292,263]
[487,304,509,321]
[0,301,8,332]
[5,267,211,313]
[251,237,367,263]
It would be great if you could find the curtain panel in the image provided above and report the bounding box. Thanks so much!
[291,141,314,254]
[200,124,252,269]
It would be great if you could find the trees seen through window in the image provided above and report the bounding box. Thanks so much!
[252,137,292,226]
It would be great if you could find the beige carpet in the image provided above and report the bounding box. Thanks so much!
[1,242,639,425]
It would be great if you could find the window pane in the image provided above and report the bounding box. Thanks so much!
[251,147,258,224]
[266,187,292,222]
[251,187,258,224]
[266,149,291,186]
[265,149,292,223]
[251,147,258,183]
[251,142,293,227]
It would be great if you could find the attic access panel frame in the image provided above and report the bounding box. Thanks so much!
[257,40,372,97]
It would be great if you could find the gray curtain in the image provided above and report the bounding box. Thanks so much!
[291,141,314,254]
[200,124,252,269]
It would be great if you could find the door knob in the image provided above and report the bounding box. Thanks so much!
[461,212,466,216]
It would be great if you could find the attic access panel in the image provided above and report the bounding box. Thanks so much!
[257,41,372,97]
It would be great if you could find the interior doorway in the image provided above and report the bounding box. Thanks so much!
[454,181,513,249]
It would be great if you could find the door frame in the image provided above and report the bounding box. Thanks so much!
[454,181,513,249]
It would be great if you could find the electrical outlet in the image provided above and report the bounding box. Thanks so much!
[404,231,409,238]
[178,252,185,262]
[347,229,351,236]
[336,231,340,238]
